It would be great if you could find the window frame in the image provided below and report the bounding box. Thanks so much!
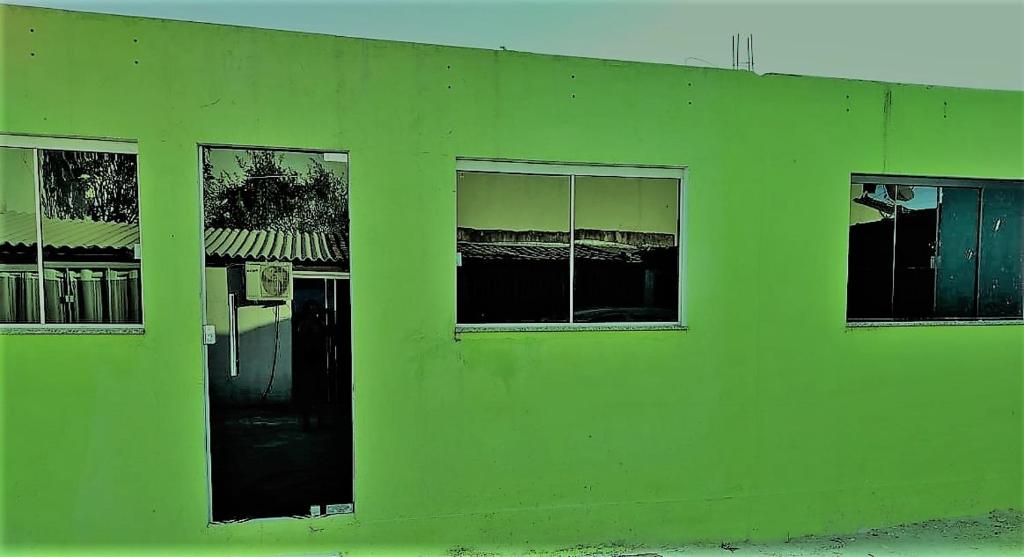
[846,172,1024,327]
[454,158,687,333]
[0,133,144,334]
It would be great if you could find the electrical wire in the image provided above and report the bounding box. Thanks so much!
[259,305,282,402]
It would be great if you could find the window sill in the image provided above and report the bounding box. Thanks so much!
[847,319,1023,329]
[209,505,355,526]
[456,322,687,333]
[0,325,145,335]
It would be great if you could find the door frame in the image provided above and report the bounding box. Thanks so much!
[195,143,355,524]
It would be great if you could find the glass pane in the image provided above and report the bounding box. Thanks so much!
[457,171,571,323]
[893,185,939,320]
[572,176,679,323]
[934,188,980,318]
[203,148,349,272]
[38,149,141,324]
[978,185,1023,318]
[847,183,897,320]
[202,148,352,521]
[0,146,41,323]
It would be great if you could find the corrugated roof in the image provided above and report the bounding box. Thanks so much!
[0,211,347,264]
[456,228,677,264]
[457,227,676,248]
[458,241,649,263]
[459,242,570,262]
[205,227,346,264]
[0,211,139,250]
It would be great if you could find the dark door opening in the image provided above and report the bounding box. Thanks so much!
[207,276,353,521]
[201,145,351,521]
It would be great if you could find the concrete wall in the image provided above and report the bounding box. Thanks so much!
[1,4,1022,555]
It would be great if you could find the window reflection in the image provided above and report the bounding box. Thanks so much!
[848,177,1021,322]
[0,147,41,323]
[934,188,980,318]
[38,150,141,324]
[892,185,938,320]
[847,183,896,320]
[978,185,1024,318]
[572,176,679,323]
[457,171,571,323]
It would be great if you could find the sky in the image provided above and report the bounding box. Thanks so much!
[4,0,1023,91]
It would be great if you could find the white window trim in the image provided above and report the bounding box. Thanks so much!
[456,158,685,180]
[293,270,351,280]
[456,322,687,333]
[0,325,145,335]
[0,133,144,334]
[199,142,347,163]
[0,133,138,154]
[847,319,1024,329]
[454,158,687,333]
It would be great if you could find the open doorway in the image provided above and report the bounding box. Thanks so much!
[201,146,352,521]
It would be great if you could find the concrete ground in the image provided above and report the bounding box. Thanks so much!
[538,509,1022,557]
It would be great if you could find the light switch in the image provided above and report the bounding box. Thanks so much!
[202,325,216,345]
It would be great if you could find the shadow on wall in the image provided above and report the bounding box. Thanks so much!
[205,267,294,406]
[208,319,293,406]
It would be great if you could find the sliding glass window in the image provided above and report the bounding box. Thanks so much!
[456,161,683,329]
[0,136,142,328]
[847,174,1022,322]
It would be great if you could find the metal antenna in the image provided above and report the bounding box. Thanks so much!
[750,34,755,72]
[749,34,757,71]
[731,33,756,72]
[731,34,735,69]
[737,33,745,69]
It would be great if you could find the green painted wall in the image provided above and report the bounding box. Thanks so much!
[1,4,1022,556]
